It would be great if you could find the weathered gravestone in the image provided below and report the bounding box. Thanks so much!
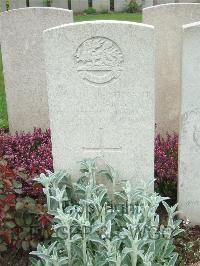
[71,0,88,13]
[179,21,200,225]
[143,0,153,8]
[9,0,26,9]
[114,0,127,12]
[93,0,110,12]
[155,0,174,4]
[51,0,68,9]
[143,3,200,135]
[0,0,7,11]
[29,0,44,7]
[0,8,73,134]
[43,21,155,185]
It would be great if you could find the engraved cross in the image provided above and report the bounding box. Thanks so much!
[82,128,122,154]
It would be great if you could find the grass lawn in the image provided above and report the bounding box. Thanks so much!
[0,53,8,128]
[74,12,142,22]
[0,12,142,129]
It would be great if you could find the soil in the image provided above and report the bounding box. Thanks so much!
[0,250,29,266]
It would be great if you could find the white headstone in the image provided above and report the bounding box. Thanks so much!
[51,0,68,9]
[71,0,88,13]
[43,21,155,186]
[0,8,73,134]
[114,0,127,12]
[29,0,44,7]
[0,0,7,11]
[179,21,200,225]
[9,0,27,9]
[156,0,174,4]
[179,0,196,2]
[143,3,200,135]
[143,0,153,8]
[93,0,110,12]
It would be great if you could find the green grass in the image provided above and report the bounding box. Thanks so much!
[74,12,142,22]
[0,12,142,129]
[0,53,8,129]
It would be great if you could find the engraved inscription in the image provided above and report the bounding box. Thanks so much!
[82,128,122,154]
[74,37,124,85]
[193,125,200,147]
[182,109,200,148]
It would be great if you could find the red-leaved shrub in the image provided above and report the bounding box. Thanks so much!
[0,161,52,252]
[155,133,178,204]
[0,128,53,177]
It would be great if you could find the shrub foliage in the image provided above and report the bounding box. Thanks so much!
[0,129,179,254]
[154,133,178,204]
[0,128,53,176]
[30,159,183,266]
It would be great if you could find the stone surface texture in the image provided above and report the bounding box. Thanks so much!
[155,0,174,4]
[0,0,7,11]
[9,0,26,9]
[143,0,154,8]
[29,0,44,7]
[93,0,110,12]
[0,8,73,134]
[71,0,88,13]
[43,21,155,186]
[114,0,127,11]
[51,0,68,9]
[179,21,200,225]
[143,3,200,135]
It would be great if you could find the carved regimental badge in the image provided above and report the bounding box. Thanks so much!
[74,37,124,85]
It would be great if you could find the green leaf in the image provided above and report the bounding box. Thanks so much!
[166,253,178,266]
[15,201,24,210]
[0,243,7,252]
[5,221,16,229]
[12,180,22,189]
[22,240,30,251]
[25,215,33,226]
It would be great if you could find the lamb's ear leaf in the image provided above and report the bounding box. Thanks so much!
[166,254,178,266]
[98,170,114,183]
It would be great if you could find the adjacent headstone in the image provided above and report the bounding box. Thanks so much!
[43,21,155,185]
[51,0,68,9]
[114,0,127,12]
[155,0,174,4]
[93,0,110,12]
[179,0,196,2]
[9,0,27,9]
[143,0,153,8]
[29,0,44,7]
[0,8,73,134]
[143,4,200,135]
[179,21,200,225]
[71,0,88,13]
[0,0,7,11]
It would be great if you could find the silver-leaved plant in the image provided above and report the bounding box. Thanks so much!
[30,158,183,266]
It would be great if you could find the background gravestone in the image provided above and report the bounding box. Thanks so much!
[0,8,73,134]
[143,3,200,135]
[51,0,68,9]
[114,0,127,11]
[155,0,174,4]
[71,0,88,13]
[9,0,26,9]
[0,0,7,11]
[179,21,200,225]
[29,0,44,7]
[143,0,153,8]
[43,21,155,186]
[93,0,110,12]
